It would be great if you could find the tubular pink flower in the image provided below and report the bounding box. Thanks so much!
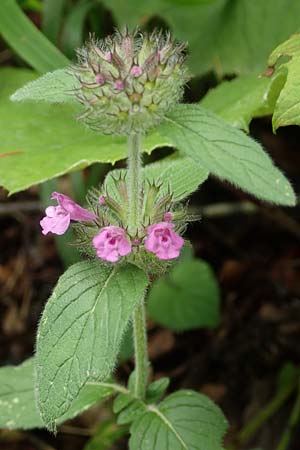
[145,221,184,260]
[40,192,96,235]
[93,226,132,263]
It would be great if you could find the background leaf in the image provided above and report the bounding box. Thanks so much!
[42,0,68,44]
[0,358,115,430]
[104,0,300,76]
[158,104,296,206]
[200,74,274,131]
[129,389,228,450]
[0,0,69,73]
[0,68,168,194]
[148,256,220,332]
[84,419,128,450]
[36,260,148,429]
[267,34,300,130]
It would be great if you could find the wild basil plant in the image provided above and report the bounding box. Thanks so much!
[4,29,296,449]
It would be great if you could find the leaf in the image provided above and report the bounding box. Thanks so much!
[129,390,228,450]
[200,74,275,131]
[143,153,208,201]
[146,378,170,404]
[36,260,148,429]
[10,69,79,103]
[0,0,69,73]
[0,358,115,430]
[84,419,128,450]
[148,257,220,332]
[267,34,300,131]
[104,0,300,76]
[0,68,168,194]
[158,104,296,206]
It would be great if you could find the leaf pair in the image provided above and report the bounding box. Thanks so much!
[4,67,296,206]
[0,358,228,450]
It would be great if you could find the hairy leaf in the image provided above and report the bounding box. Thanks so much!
[148,257,220,332]
[129,390,228,450]
[36,261,148,429]
[0,358,115,430]
[159,104,296,206]
[11,69,78,103]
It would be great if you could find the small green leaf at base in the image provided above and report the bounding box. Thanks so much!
[129,390,228,450]
[159,104,296,206]
[0,358,115,430]
[148,257,220,332]
[36,260,148,429]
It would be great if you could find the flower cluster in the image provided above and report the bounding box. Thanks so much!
[40,189,185,264]
[72,29,190,135]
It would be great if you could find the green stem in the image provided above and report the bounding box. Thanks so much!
[276,378,300,450]
[133,300,148,398]
[127,133,149,399]
[127,133,142,236]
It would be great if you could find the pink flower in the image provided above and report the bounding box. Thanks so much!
[40,192,96,236]
[93,226,131,263]
[145,222,184,260]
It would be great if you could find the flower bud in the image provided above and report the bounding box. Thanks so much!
[72,29,190,135]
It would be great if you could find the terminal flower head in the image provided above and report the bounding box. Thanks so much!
[72,28,190,135]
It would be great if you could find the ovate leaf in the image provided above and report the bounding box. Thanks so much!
[11,69,78,103]
[0,358,115,430]
[159,104,296,206]
[36,261,148,429]
[267,34,300,131]
[129,390,228,450]
[148,257,220,332]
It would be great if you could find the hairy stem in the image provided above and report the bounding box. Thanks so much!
[127,133,149,399]
[127,133,142,236]
[133,300,149,398]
